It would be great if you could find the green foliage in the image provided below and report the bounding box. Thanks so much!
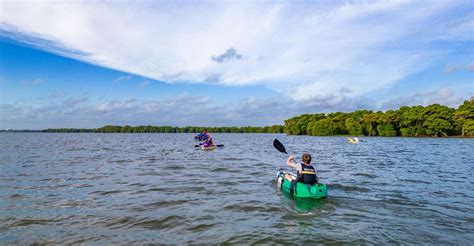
[42,128,93,133]
[345,118,364,135]
[400,127,420,137]
[421,104,455,137]
[284,113,327,135]
[377,123,397,136]
[308,118,338,136]
[463,119,474,136]
[89,125,284,134]
[362,113,379,136]
[327,112,350,134]
[423,117,452,137]
[285,98,473,137]
[398,106,425,136]
[454,98,474,136]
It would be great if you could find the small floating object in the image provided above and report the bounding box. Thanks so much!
[348,137,359,144]
[276,169,327,199]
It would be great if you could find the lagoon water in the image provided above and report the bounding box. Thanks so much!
[1,133,473,244]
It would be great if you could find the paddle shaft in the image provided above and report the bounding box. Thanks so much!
[195,144,224,147]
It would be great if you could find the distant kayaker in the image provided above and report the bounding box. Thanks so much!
[286,153,318,184]
[203,137,214,148]
[348,137,359,144]
[195,131,210,141]
[201,131,210,139]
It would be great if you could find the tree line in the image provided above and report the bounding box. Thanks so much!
[284,98,474,137]
[41,125,285,134]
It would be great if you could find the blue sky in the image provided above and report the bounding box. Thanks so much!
[0,0,473,129]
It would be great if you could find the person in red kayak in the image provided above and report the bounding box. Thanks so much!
[285,153,318,185]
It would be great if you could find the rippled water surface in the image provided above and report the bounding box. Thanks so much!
[1,133,473,244]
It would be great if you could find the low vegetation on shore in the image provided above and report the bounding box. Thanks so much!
[38,125,285,134]
[284,98,474,137]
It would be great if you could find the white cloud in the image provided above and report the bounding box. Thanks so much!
[211,48,244,63]
[380,87,466,109]
[1,87,470,129]
[0,92,365,129]
[114,74,133,82]
[0,0,472,100]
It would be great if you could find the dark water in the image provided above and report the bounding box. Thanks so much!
[1,133,473,244]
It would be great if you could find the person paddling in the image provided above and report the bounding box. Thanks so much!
[285,153,318,185]
[201,131,210,140]
[202,137,215,148]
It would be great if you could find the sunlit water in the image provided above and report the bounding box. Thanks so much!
[1,133,473,244]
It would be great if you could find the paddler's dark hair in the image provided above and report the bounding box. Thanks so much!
[302,154,312,164]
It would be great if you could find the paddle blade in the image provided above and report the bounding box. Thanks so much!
[273,139,287,154]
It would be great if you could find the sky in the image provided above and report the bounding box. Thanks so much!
[0,0,473,129]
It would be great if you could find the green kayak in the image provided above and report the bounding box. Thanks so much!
[276,169,327,199]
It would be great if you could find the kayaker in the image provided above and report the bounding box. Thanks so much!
[286,153,318,185]
[198,131,209,140]
[202,137,214,148]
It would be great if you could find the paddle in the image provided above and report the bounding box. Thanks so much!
[194,143,224,148]
[273,139,287,154]
[273,139,296,187]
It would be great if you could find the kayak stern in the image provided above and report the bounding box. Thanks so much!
[276,169,327,199]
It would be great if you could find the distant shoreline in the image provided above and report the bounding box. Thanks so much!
[1,130,472,138]
[0,125,285,134]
